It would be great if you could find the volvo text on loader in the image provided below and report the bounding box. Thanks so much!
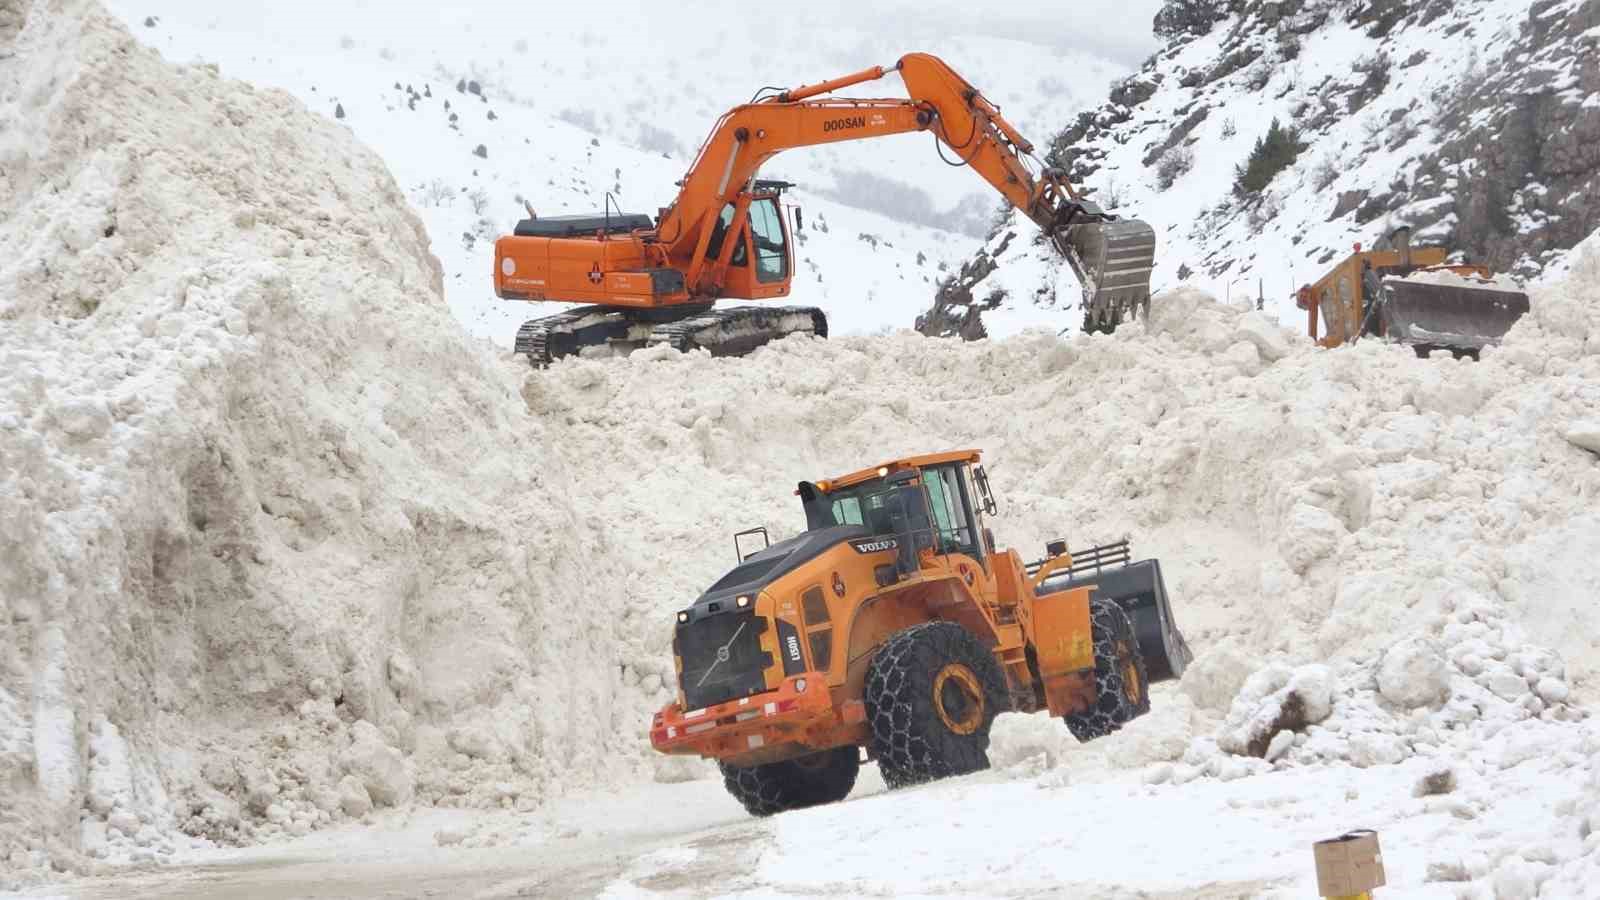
[493,54,1157,365]
[1295,226,1530,358]
[648,450,1192,816]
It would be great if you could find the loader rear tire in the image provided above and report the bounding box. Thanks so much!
[865,621,1008,789]
[1063,598,1151,742]
[718,745,859,817]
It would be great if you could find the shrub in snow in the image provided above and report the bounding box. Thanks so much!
[1156,146,1194,190]
[1153,0,1230,40]
[1233,118,1307,198]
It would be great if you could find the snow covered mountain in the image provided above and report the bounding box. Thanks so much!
[101,1,1132,346]
[922,0,1600,337]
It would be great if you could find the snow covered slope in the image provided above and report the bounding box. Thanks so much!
[100,1,1129,345]
[924,0,1600,337]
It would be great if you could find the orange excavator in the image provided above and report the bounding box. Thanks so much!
[492,53,1157,364]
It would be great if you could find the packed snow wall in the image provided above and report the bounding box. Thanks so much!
[0,0,636,873]
[3,0,1600,886]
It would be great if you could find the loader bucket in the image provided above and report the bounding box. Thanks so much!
[1042,553,1192,683]
[1054,218,1157,326]
[1379,278,1529,355]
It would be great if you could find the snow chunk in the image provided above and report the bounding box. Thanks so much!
[337,775,373,818]
[1281,503,1346,574]
[1232,311,1293,361]
[1179,644,1255,711]
[1378,638,1450,708]
[1565,421,1600,456]
[338,721,414,808]
[1217,663,1332,757]
[51,398,111,439]
[1146,286,1212,337]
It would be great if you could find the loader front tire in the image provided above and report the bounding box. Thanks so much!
[1063,598,1151,742]
[718,745,859,817]
[865,621,1008,789]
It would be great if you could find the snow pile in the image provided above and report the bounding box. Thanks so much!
[0,1,629,883]
[532,281,1596,893]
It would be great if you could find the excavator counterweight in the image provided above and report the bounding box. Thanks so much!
[493,53,1157,364]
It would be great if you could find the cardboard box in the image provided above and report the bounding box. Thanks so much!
[1313,829,1386,897]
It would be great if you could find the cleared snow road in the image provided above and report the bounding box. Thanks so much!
[11,767,1287,899]
[25,744,1578,899]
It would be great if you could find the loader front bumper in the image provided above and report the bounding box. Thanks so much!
[649,673,859,763]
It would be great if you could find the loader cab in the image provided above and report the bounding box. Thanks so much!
[704,182,794,300]
[798,452,1000,576]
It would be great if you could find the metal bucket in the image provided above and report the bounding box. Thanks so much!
[1055,218,1158,326]
[1380,278,1530,353]
[1042,556,1192,683]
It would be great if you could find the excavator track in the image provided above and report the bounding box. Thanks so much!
[647,305,828,357]
[515,305,827,366]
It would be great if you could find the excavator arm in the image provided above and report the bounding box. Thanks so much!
[657,53,1156,324]
[492,52,1155,365]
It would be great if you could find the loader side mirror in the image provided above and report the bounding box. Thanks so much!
[793,206,803,232]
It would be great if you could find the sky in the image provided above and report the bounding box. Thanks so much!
[807,0,1171,65]
[201,1,1168,69]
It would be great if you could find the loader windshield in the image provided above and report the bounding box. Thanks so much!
[818,482,900,535]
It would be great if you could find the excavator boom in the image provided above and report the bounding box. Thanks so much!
[493,53,1157,364]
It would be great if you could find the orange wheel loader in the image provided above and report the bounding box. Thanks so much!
[494,54,1157,364]
[648,450,1192,816]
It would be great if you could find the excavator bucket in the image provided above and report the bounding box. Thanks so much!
[1379,277,1530,356]
[1054,218,1158,327]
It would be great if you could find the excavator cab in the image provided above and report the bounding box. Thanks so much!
[704,182,794,301]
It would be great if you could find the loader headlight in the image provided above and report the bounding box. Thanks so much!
[677,611,690,624]
[736,595,751,609]
[877,467,889,477]
[795,678,808,693]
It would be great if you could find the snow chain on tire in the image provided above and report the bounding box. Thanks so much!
[864,621,1009,789]
[718,745,860,817]
[1062,598,1151,742]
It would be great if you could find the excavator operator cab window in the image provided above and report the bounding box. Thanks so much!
[705,204,749,268]
[749,197,789,283]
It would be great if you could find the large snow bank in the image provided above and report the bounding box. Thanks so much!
[4,0,1600,892]
[0,0,632,881]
